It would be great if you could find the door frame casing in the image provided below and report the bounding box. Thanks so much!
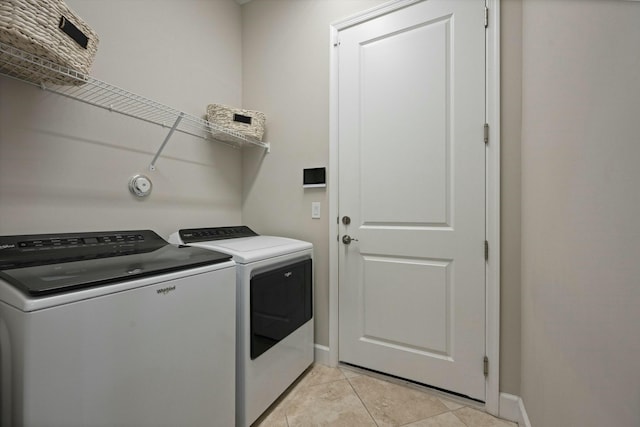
[328,0,501,415]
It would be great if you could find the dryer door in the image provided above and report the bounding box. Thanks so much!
[250,258,312,359]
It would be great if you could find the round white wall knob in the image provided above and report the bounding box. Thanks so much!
[129,174,153,197]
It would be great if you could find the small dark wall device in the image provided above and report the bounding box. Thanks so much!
[303,168,326,188]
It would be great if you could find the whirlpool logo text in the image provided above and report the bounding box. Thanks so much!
[156,286,176,295]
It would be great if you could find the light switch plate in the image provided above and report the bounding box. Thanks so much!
[311,202,321,219]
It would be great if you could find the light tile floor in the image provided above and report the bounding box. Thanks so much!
[254,364,517,427]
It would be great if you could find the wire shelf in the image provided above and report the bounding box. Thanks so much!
[0,41,270,169]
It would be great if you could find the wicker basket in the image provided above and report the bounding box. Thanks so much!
[207,104,266,142]
[0,0,99,85]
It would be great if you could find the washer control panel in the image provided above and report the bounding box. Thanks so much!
[15,233,145,250]
[0,230,163,269]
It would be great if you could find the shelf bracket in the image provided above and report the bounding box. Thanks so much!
[149,112,185,171]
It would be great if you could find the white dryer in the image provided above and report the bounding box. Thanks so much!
[169,226,313,427]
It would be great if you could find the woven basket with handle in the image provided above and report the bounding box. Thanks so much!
[207,104,266,142]
[0,0,99,85]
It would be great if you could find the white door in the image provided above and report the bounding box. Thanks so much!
[338,0,486,400]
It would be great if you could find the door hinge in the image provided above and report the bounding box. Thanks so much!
[484,123,489,144]
[484,6,489,28]
[484,356,489,377]
[484,240,489,261]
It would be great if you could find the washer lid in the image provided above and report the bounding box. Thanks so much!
[191,236,312,264]
[0,230,231,296]
[170,227,312,264]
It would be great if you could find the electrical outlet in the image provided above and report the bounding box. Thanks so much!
[311,202,321,219]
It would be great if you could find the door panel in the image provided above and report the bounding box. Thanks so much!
[362,256,450,354]
[360,16,450,226]
[338,0,486,400]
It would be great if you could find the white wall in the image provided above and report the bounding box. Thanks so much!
[241,0,387,347]
[1,2,525,392]
[500,0,522,396]
[521,1,640,426]
[17,6,640,423]
[241,0,525,395]
[0,0,243,238]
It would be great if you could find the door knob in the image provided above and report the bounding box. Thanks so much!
[342,235,359,244]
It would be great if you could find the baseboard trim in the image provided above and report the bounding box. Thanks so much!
[499,393,532,427]
[314,344,330,366]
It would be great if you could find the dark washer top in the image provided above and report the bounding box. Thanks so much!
[0,230,231,296]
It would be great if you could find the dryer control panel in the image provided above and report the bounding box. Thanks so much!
[179,226,258,243]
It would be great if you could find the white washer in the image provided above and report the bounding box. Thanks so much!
[0,230,236,427]
[169,226,314,427]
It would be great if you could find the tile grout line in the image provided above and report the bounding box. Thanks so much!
[279,368,364,427]
[265,366,515,427]
[345,374,381,427]
[341,364,483,415]
[346,374,456,427]
[451,409,473,427]
[344,369,472,427]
